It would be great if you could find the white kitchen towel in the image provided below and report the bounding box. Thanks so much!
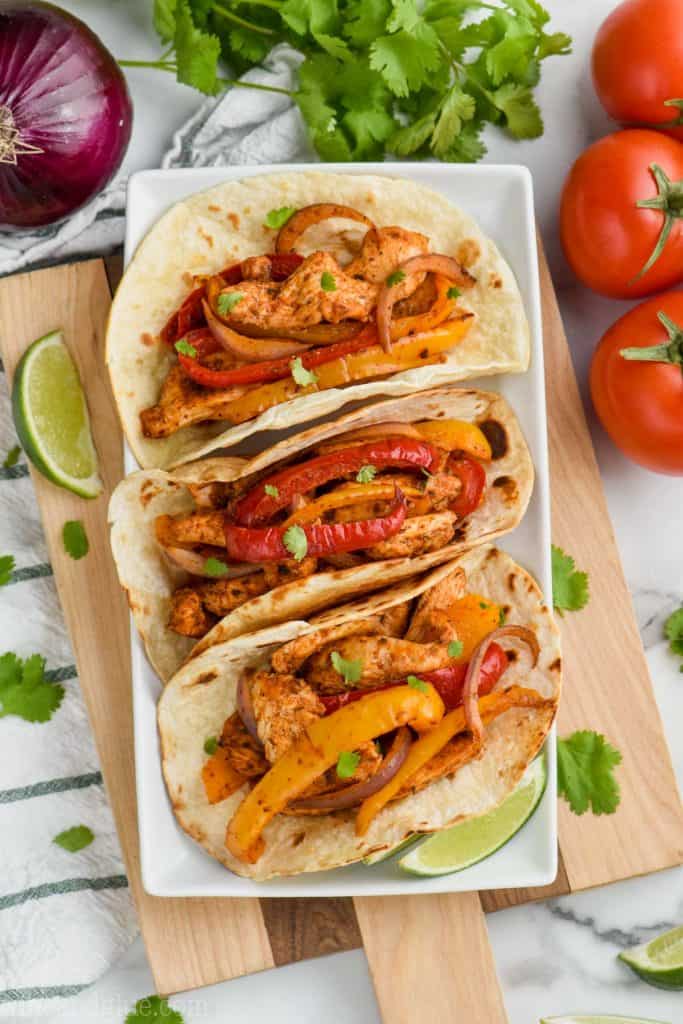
[0,44,306,1020]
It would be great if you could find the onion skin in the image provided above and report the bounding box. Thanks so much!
[290,727,412,812]
[462,626,540,743]
[0,2,132,230]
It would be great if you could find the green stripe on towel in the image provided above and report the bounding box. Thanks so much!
[0,875,128,911]
[0,771,102,804]
[0,464,29,480]
[7,562,53,585]
[0,984,90,1004]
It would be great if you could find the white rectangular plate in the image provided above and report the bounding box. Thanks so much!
[124,163,555,898]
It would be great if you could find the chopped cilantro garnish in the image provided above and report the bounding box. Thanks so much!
[356,464,377,484]
[264,484,280,498]
[125,996,184,1024]
[336,750,361,779]
[386,270,406,287]
[447,640,463,659]
[320,271,337,292]
[478,601,489,610]
[264,206,297,229]
[664,607,683,671]
[291,357,318,388]
[557,731,622,815]
[0,554,15,586]
[331,650,363,685]
[62,521,89,560]
[0,652,64,722]
[204,736,218,755]
[447,286,461,300]
[551,544,589,614]
[499,607,507,627]
[407,674,429,693]
[53,825,94,853]
[283,524,308,561]
[204,557,229,577]
[217,291,244,316]
[175,338,197,358]
[3,445,21,468]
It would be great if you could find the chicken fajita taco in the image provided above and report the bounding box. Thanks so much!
[158,547,560,879]
[109,387,533,683]
[106,172,530,469]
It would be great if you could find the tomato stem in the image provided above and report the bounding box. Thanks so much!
[620,312,683,370]
[632,164,683,281]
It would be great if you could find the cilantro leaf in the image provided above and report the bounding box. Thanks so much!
[0,554,15,586]
[291,356,318,388]
[203,557,229,577]
[370,23,441,98]
[3,445,21,469]
[264,484,280,498]
[389,110,437,156]
[447,640,463,658]
[492,83,543,139]
[431,84,476,157]
[153,0,177,42]
[281,0,339,37]
[551,544,589,614]
[356,464,377,484]
[174,0,221,95]
[125,996,184,1024]
[664,607,683,664]
[407,674,429,693]
[344,0,391,47]
[331,650,363,685]
[62,521,89,561]
[386,270,406,286]
[53,825,94,853]
[226,25,272,66]
[320,271,337,292]
[175,337,196,358]
[337,750,361,779]
[0,652,64,723]
[557,731,622,815]
[283,524,308,561]
[204,735,218,755]
[264,207,297,230]
[217,291,244,316]
[447,286,461,299]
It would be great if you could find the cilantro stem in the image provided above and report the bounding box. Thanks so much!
[119,59,293,98]
[213,2,276,35]
[217,76,293,96]
[438,42,494,105]
[119,59,177,71]
[228,0,283,9]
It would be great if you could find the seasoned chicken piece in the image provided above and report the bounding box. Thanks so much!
[376,601,412,638]
[168,586,216,637]
[250,671,324,763]
[367,511,457,559]
[226,251,376,333]
[140,364,247,438]
[305,635,452,693]
[186,481,231,508]
[346,226,429,303]
[270,607,408,676]
[241,255,272,280]
[220,711,269,779]
[287,741,383,813]
[262,556,318,588]
[395,732,481,799]
[422,472,463,511]
[156,511,226,549]
[406,567,466,643]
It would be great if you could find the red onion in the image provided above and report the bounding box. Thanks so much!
[202,299,309,361]
[160,544,261,580]
[291,727,412,812]
[462,626,540,743]
[0,2,133,230]
[236,673,260,744]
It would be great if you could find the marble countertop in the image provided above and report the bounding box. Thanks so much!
[34,1,683,1021]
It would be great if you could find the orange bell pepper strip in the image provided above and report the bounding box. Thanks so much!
[355,685,550,836]
[391,274,460,340]
[220,314,474,427]
[283,481,424,526]
[225,683,445,863]
[415,420,492,460]
[447,594,503,661]
[202,746,246,805]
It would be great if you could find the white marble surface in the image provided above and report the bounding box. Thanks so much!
[27,1,683,1021]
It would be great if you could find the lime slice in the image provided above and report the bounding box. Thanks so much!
[12,330,102,499]
[540,1017,670,1024]
[398,754,547,877]
[363,835,421,865]
[618,925,683,991]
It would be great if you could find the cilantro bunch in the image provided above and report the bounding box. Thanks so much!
[129,0,571,163]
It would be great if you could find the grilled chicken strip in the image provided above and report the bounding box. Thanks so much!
[250,672,324,763]
[168,575,269,637]
[305,635,453,693]
[220,711,269,779]
[346,226,429,303]
[367,511,457,559]
[271,608,410,675]
[406,567,466,643]
[140,364,246,438]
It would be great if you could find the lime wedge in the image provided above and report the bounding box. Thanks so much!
[363,835,421,865]
[12,330,102,499]
[398,754,547,877]
[618,924,683,990]
[540,1017,670,1024]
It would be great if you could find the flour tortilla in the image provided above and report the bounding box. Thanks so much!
[106,171,530,469]
[158,547,560,880]
[109,387,533,683]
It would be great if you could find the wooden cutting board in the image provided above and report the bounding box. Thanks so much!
[0,245,681,1024]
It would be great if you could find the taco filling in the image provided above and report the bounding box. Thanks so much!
[155,418,495,640]
[139,205,476,439]
[197,565,552,865]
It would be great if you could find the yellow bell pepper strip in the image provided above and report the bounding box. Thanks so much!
[283,481,424,526]
[415,420,492,460]
[447,594,503,661]
[202,746,246,805]
[391,274,460,340]
[225,683,445,863]
[355,685,549,836]
[219,315,474,427]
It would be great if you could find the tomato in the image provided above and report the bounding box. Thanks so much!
[560,130,683,298]
[589,290,683,475]
[592,0,683,142]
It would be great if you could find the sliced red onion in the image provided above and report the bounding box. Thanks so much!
[462,626,540,743]
[290,727,412,812]
[236,673,260,744]
[203,299,309,361]
[276,203,375,254]
[160,544,260,579]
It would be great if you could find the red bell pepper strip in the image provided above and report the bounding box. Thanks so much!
[448,455,487,519]
[319,642,507,715]
[224,488,407,562]
[234,437,440,526]
[160,253,304,346]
